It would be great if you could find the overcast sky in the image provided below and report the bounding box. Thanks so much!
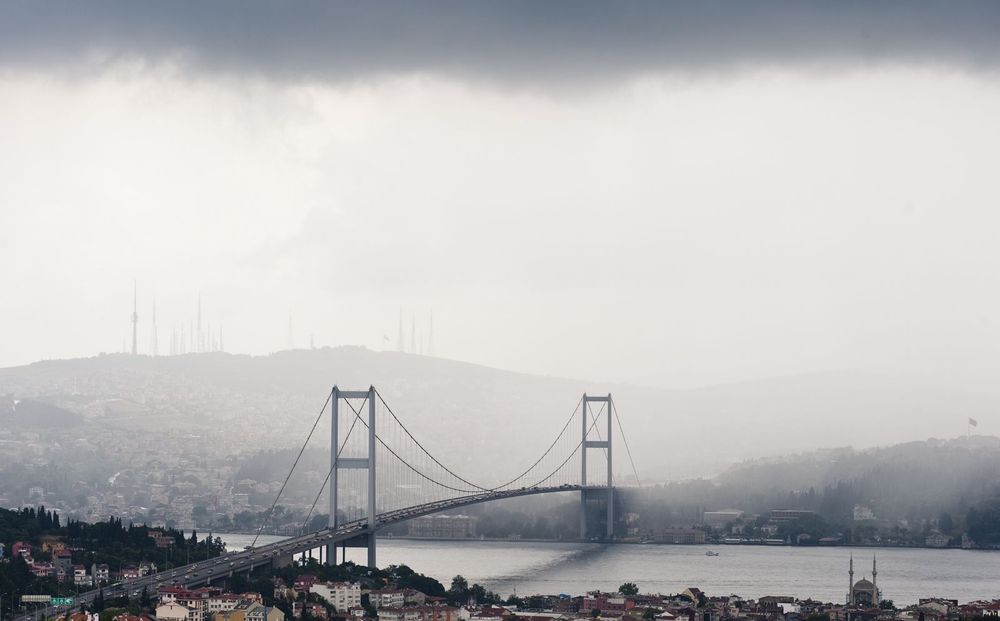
[2,1,1000,391]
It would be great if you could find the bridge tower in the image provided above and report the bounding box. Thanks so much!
[580,393,614,540]
[326,386,378,568]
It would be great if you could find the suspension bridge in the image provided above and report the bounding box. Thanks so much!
[22,387,639,616]
[253,386,640,568]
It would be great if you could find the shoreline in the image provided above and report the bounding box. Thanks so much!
[215,532,986,551]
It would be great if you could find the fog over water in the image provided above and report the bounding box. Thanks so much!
[219,535,1000,605]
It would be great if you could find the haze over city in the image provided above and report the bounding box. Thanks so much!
[4,4,1000,619]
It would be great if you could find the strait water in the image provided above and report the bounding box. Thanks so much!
[216,535,1000,606]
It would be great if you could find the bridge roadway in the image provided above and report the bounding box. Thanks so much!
[18,484,604,621]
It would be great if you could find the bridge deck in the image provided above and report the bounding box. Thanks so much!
[23,485,613,619]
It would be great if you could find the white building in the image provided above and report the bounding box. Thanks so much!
[207,596,243,614]
[853,505,876,521]
[368,590,405,609]
[377,610,421,621]
[92,563,110,584]
[73,565,92,587]
[703,510,744,529]
[158,602,201,621]
[311,583,362,612]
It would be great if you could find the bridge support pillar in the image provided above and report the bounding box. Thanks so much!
[327,386,379,568]
[580,393,615,541]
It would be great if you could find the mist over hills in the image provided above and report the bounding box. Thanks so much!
[1,347,996,481]
[712,436,1000,521]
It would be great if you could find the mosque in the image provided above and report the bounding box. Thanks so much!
[847,554,881,607]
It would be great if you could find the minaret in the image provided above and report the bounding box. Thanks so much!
[428,311,434,356]
[397,307,404,352]
[219,324,224,353]
[131,281,138,355]
[150,298,159,357]
[197,293,202,353]
[410,312,416,354]
[848,553,854,605]
[872,555,878,605]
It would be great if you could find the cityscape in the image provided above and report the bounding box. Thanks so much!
[4,3,1000,621]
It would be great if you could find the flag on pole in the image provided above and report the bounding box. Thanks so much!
[969,417,978,427]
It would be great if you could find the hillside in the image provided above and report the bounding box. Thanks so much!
[1,348,997,482]
[700,436,1000,523]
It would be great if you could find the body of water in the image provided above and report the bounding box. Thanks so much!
[215,535,1000,605]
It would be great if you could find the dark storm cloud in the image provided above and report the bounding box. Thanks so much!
[1,1,999,82]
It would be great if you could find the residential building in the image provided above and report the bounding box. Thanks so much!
[294,575,319,593]
[123,566,142,580]
[158,603,200,621]
[369,589,406,609]
[407,515,478,538]
[769,510,816,523]
[702,511,743,529]
[12,541,32,558]
[54,549,73,572]
[93,563,110,584]
[292,603,328,620]
[74,565,92,587]
[379,608,460,621]
[312,582,362,611]
[403,590,427,606]
[207,595,244,614]
[214,601,284,621]
[853,506,876,521]
[582,595,634,614]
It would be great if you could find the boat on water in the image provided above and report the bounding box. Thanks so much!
[705,550,720,556]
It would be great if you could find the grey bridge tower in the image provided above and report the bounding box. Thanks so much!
[321,387,617,568]
[326,386,378,567]
[580,393,615,540]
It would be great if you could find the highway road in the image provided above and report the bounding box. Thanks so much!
[11,485,591,621]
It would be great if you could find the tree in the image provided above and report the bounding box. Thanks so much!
[938,512,955,534]
[192,506,209,526]
[591,608,601,618]
[618,583,639,596]
[643,608,657,620]
[139,586,152,609]
[447,575,469,605]
[94,588,105,612]
[880,600,895,611]
[360,594,376,618]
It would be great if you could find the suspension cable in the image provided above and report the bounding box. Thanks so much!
[373,389,492,491]
[612,399,641,485]
[342,396,483,494]
[299,404,363,533]
[251,391,332,548]
[523,409,606,488]
[487,395,584,490]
